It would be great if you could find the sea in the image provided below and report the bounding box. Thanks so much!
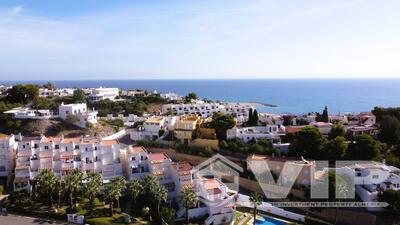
[2,79,400,115]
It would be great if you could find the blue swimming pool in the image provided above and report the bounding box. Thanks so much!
[255,216,288,225]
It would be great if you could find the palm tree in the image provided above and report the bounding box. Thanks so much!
[179,188,198,225]
[126,179,143,208]
[249,192,263,225]
[63,169,83,212]
[84,172,102,215]
[152,184,167,214]
[104,176,126,216]
[36,169,60,213]
[143,175,158,195]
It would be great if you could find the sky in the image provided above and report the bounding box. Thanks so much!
[0,0,400,80]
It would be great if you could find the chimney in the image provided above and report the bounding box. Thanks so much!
[60,134,64,141]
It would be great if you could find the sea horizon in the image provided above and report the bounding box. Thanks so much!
[2,78,400,114]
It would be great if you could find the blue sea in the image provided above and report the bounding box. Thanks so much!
[2,79,400,114]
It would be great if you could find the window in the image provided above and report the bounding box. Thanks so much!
[372,175,379,179]
[55,145,59,149]
[44,146,49,150]
[131,157,136,161]
[0,166,5,171]
[75,145,79,149]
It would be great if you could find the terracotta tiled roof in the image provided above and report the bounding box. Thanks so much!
[100,140,119,146]
[129,146,147,154]
[148,153,169,163]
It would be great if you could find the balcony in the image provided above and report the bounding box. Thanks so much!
[83,162,95,171]
[15,167,30,178]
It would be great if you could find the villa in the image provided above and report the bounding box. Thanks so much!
[174,115,203,145]
[39,88,75,97]
[247,154,316,187]
[59,103,98,128]
[226,125,284,143]
[4,107,59,120]
[337,162,400,211]
[88,87,119,101]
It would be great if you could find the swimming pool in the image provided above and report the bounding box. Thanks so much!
[254,216,288,225]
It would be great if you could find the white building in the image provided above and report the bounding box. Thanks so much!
[0,135,17,186]
[13,135,123,190]
[4,107,59,120]
[258,113,284,125]
[124,147,236,225]
[59,103,98,128]
[88,87,119,101]
[130,117,167,141]
[39,88,74,97]
[337,162,400,211]
[160,92,182,101]
[162,101,254,118]
[226,125,284,143]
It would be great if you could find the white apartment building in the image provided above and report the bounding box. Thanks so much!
[13,135,123,190]
[88,87,119,101]
[59,103,98,128]
[337,162,400,211]
[226,125,283,143]
[162,101,254,118]
[39,88,74,97]
[0,135,17,186]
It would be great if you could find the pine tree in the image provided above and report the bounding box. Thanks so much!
[248,108,253,126]
[253,109,259,126]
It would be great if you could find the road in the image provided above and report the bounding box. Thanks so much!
[0,214,67,225]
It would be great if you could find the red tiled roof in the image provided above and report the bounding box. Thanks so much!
[129,146,147,154]
[148,153,169,163]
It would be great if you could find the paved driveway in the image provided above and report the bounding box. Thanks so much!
[0,214,67,225]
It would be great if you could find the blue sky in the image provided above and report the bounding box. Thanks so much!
[0,0,400,80]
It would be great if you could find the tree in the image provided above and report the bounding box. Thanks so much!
[126,179,143,208]
[43,82,55,90]
[161,206,176,224]
[248,108,253,126]
[288,126,326,158]
[63,169,83,212]
[321,106,329,122]
[379,190,400,225]
[379,115,400,145]
[325,136,348,161]
[6,84,39,104]
[249,192,263,225]
[328,124,346,139]
[212,112,236,141]
[152,184,167,214]
[184,92,198,103]
[347,134,384,160]
[104,176,126,216]
[73,88,86,103]
[179,188,198,225]
[248,109,259,126]
[36,169,60,213]
[84,172,102,215]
